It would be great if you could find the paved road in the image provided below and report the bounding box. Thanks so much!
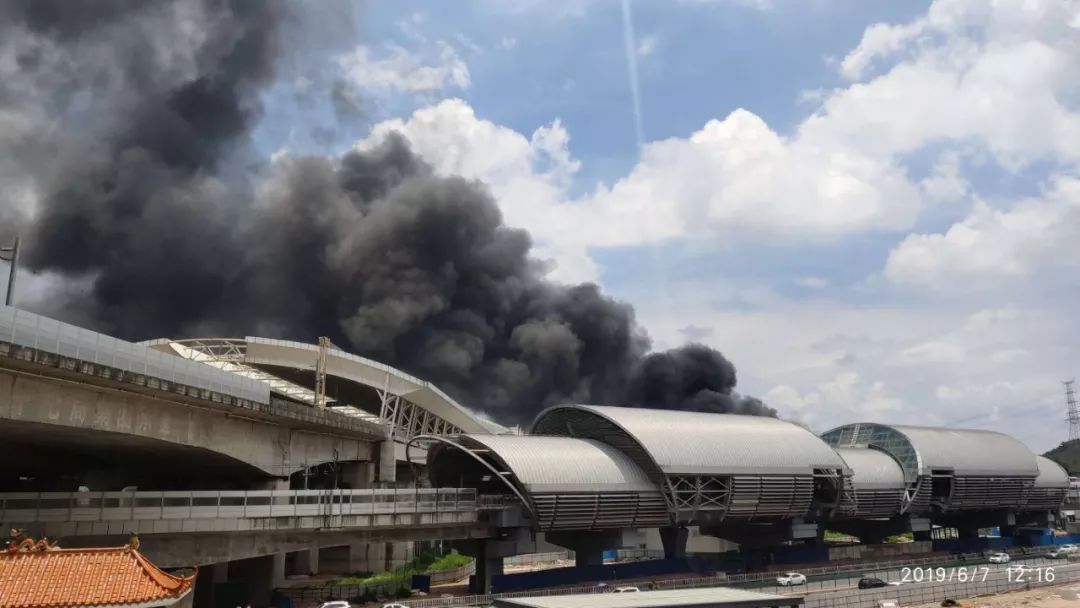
[743,555,1064,595]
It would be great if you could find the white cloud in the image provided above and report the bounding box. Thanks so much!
[356,100,598,283]
[840,20,925,80]
[637,34,659,58]
[585,109,923,244]
[795,276,828,289]
[919,151,968,203]
[343,0,1080,453]
[350,0,1080,281]
[885,175,1080,291]
[766,372,904,428]
[338,42,470,94]
[499,36,517,51]
[817,0,1080,170]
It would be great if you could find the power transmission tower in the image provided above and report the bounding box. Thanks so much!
[1066,380,1080,442]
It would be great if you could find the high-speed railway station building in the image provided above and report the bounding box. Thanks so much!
[422,404,1069,582]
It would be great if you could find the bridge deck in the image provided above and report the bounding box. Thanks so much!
[1,488,506,537]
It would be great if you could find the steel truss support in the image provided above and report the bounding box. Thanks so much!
[666,475,732,523]
[377,389,462,442]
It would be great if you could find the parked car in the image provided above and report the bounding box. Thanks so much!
[988,552,1011,564]
[776,572,807,586]
[1059,544,1078,554]
[615,587,641,593]
[381,604,410,608]
[318,602,351,608]
[858,577,888,589]
[1047,548,1067,559]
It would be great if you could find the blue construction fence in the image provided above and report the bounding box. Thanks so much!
[473,558,718,593]
[932,531,1080,552]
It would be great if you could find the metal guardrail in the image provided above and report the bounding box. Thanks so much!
[0,488,490,522]
[393,551,1077,608]
[726,552,983,585]
[805,561,1080,608]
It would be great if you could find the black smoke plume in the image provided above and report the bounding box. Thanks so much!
[0,0,773,424]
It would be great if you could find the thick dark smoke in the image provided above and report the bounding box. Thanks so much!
[627,345,776,416]
[0,0,773,424]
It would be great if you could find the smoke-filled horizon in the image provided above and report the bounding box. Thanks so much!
[0,0,775,424]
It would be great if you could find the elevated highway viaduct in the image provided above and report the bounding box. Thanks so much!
[0,304,498,491]
[0,305,504,607]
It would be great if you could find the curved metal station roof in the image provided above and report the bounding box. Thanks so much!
[144,336,500,434]
[450,434,661,494]
[533,404,848,476]
[1034,455,1070,489]
[834,448,905,490]
[890,424,1038,477]
[822,422,1039,479]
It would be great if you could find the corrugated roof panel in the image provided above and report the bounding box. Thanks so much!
[835,448,905,490]
[534,405,848,476]
[1034,455,1069,488]
[889,424,1039,477]
[461,434,662,493]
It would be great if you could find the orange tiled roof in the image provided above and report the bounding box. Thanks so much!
[0,538,195,608]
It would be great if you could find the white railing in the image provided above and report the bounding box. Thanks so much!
[0,488,481,523]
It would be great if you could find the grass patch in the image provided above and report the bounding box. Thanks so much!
[331,551,474,587]
[427,552,473,572]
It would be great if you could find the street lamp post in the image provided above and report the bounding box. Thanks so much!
[0,237,18,307]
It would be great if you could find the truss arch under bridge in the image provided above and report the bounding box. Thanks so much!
[531,405,851,526]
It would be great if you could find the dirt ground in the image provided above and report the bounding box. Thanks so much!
[912,583,1080,608]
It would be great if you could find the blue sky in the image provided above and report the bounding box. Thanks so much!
[250,0,1080,452]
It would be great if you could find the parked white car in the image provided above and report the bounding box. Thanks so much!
[1059,544,1078,554]
[318,602,350,608]
[988,552,1011,564]
[776,572,807,586]
[615,587,641,593]
[381,603,411,608]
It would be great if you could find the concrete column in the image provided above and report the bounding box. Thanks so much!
[547,530,621,568]
[348,543,370,574]
[473,543,504,594]
[378,440,397,485]
[272,552,286,589]
[227,554,281,607]
[341,461,375,489]
[958,526,980,539]
[659,526,688,559]
[294,545,319,575]
[575,548,603,567]
[192,562,229,608]
[387,541,414,570]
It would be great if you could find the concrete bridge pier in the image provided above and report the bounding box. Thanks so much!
[287,543,319,577]
[659,526,689,559]
[474,544,505,595]
[379,441,397,485]
[547,530,622,568]
[454,528,535,593]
